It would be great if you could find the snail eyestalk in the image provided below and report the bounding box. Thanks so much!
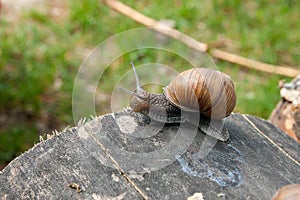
[117,87,147,101]
[130,62,141,90]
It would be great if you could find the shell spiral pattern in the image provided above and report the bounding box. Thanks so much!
[163,68,236,120]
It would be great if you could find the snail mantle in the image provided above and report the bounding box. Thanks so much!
[0,110,299,200]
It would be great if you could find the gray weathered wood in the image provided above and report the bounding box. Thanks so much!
[0,110,299,199]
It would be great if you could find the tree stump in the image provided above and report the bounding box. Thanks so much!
[0,110,299,199]
[269,76,300,143]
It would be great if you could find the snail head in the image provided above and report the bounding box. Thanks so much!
[118,62,151,114]
[129,89,150,113]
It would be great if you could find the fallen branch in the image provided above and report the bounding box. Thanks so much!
[103,0,300,77]
[210,49,300,77]
[103,0,208,52]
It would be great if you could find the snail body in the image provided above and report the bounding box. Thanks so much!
[125,62,236,141]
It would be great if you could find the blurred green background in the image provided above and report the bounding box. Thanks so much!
[1,0,299,169]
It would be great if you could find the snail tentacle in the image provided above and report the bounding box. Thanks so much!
[130,61,141,90]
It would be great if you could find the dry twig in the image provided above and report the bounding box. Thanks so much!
[103,0,300,77]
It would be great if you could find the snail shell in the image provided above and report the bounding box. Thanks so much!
[163,68,236,119]
[272,184,300,200]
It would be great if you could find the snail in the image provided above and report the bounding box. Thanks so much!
[120,62,236,141]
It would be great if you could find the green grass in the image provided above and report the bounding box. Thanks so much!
[0,0,299,168]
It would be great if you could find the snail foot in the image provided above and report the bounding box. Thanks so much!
[198,117,229,142]
[130,111,151,126]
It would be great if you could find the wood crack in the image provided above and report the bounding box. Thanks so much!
[87,130,149,200]
[242,114,300,167]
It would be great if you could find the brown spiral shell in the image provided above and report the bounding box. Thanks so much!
[272,184,300,200]
[163,68,236,120]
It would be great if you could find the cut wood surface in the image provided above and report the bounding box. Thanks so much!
[0,110,299,199]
